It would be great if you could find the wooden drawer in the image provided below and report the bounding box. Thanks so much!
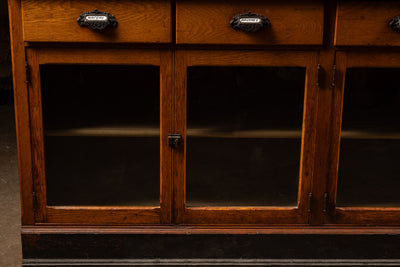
[22,0,171,43]
[336,1,400,46]
[176,0,324,45]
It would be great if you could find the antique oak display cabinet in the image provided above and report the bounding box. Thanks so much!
[7,0,400,265]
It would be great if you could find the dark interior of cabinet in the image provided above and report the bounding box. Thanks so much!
[337,68,400,207]
[41,64,160,206]
[186,66,305,207]
[40,64,309,208]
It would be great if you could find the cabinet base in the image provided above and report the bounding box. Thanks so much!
[22,228,400,266]
[22,259,400,266]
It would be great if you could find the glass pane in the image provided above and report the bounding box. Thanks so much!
[41,65,160,206]
[186,67,305,207]
[337,68,400,207]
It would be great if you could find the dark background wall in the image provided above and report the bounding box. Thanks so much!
[0,0,13,104]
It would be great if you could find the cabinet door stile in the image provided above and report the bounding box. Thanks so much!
[160,50,174,224]
[309,49,336,226]
[297,51,319,215]
[27,48,47,223]
[8,0,35,225]
[326,51,347,224]
[173,49,187,224]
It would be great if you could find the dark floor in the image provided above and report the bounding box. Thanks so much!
[0,103,22,266]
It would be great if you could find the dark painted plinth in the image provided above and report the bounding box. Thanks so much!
[22,233,400,266]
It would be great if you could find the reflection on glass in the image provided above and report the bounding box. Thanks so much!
[186,67,305,206]
[41,65,160,206]
[337,68,400,207]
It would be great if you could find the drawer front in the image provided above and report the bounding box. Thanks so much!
[22,0,171,43]
[336,1,400,46]
[176,0,324,45]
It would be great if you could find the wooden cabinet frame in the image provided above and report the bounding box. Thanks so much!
[26,48,321,226]
[173,49,319,225]
[7,0,400,262]
[26,48,173,225]
[23,47,400,227]
[326,51,400,226]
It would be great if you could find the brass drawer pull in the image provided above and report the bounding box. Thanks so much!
[77,9,118,30]
[230,12,270,33]
[389,16,400,32]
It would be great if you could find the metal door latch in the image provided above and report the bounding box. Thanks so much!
[168,134,182,148]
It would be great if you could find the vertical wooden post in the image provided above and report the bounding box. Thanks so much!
[8,0,35,225]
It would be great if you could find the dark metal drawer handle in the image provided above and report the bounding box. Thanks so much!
[77,9,118,31]
[389,16,400,32]
[230,12,270,33]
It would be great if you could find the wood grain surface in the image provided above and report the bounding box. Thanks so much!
[160,50,173,224]
[176,0,324,45]
[309,0,336,226]
[22,0,171,43]
[46,207,161,224]
[8,0,34,225]
[26,49,47,223]
[335,1,400,46]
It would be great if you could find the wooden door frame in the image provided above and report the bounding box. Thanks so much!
[173,49,319,225]
[26,47,173,225]
[326,50,400,226]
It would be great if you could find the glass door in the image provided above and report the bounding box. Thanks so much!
[328,51,400,225]
[27,48,172,224]
[174,50,319,224]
